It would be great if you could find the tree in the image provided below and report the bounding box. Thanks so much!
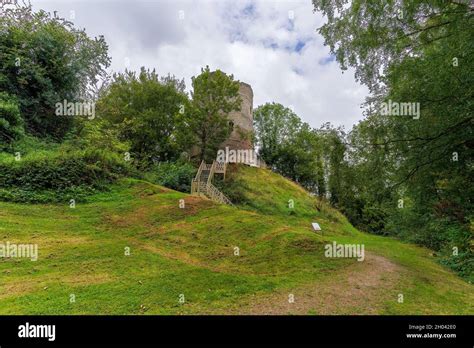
[320,124,347,206]
[186,66,241,162]
[97,68,189,166]
[312,0,473,276]
[0,2,110,139]
[312,0,473,94]
[278,124,325,193]
[253,103,301,165]
[254,103,325,193]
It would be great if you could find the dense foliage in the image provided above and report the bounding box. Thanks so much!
[185,66,241,162]
[0,146,132,203]
[143,161,196,193]
[0,3,110,139]
[0,92,23,146]
[253,103,325,194]
[311,0,473,278]
[97,68,188,165]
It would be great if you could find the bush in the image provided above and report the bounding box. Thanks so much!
[0,186,99,204]
[3,135,59,155]
[440,248,474,282]
[384,207,473,281]
[0,92,24,146]
[0,147,133,202]
[215,175,249,205]
[143,161,196,193]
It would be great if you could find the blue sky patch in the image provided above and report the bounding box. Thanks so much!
[319,55,336,65]
[295,40,305,53]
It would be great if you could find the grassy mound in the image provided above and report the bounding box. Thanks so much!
[220,164,345,220]
[0,167,472,314]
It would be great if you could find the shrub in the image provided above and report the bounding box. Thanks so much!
[0,147,133,202]
[215,175,249,205]
[3,135,59,155]
[440,249,474,283]
[143,161,196,193]
[0,92,24,146]
[0,186,98,204]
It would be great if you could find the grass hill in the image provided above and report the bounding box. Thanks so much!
[0,165,472,314]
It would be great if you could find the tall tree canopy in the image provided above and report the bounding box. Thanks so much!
[313,0,473,277]
[97,68,188,165]
[312,0,473,93]
[253,102,301,165]
[0,2,110,139]
[186,66,241,162]
[254,103,325,193]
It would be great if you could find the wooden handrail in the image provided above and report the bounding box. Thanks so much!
[206,182,233,206]
[191,160,205,194]
[194,160,204,181]
[190,160,232,205]
[207,161,216,186]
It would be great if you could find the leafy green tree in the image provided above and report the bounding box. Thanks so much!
[253,103,302,165]
[276,124,325,193]
[97,68,189,165]
[254,103,325,192]
[312,0,473,275]
[312,0,472,93]
[320,124,347,206]
[0,3,110,139]
[186,66,241,162]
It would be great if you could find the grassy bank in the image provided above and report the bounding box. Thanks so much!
[0,166,472,314]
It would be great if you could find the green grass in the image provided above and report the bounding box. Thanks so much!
[0,166,472,314]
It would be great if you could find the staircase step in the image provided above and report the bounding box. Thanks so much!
[191,162,232,205]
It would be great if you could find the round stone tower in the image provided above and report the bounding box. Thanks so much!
[220,82,254,150]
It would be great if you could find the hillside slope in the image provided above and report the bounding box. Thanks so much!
[0,166,472,314]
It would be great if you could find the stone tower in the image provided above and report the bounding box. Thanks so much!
[220,82,254,150]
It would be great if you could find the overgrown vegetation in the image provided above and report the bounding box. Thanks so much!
[0,3,241,200]
[0,92,23,145]
[0,144,132,203]
[142,161,196,193]
[0,3,110,139]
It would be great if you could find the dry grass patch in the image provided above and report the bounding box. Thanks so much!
[233,253,401,315]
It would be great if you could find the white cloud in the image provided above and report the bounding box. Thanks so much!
[31,0,368,129]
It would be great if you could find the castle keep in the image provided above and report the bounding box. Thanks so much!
[191,80,263,203]
[220,82,254,151]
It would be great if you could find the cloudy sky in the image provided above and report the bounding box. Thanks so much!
[31,0,368,130]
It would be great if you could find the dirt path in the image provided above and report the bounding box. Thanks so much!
[234,253,401,315]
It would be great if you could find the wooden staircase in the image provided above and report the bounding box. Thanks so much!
[191,160,233,205]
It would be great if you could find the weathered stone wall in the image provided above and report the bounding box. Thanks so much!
[191,80,254,159]
[220,82,254,150]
